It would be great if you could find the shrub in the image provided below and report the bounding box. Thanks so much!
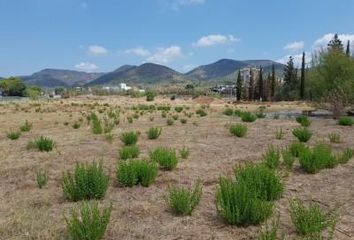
[275,128,285,140]
[179,147,189,159]
[229,124,247,138]
[196,109,207,117]
[90,113,103,134]
[292,127,312,142]
[166,118,174,126]
[337,116,354,126]
[328,132,341,143]
[62,161,109,201]
[296,115,311,127]
[36,169,48,189]
[33,136,55,152]
[7,131,21,140]
[127,116,133,123]
[180,118,187,124]
[289,142,307,157]
[116,160,158,187]
[223,108,234,116]
[175,106,183,113]
[150,147,178,170]
[65,201,112,240]
[161,111,167,118]
[299,144,336,173]
[20,120,32,132]
[166,180,202,215]
[289,199,337,238]
[216,177,273,226]
[118,145,140,160]
[147,127,162,140]
[234,164,283,201]
[257,218,279,240]
[337,148,354,164]
[72,122,81,129]
[240,112,257,122]
[120,131,138,146]
[256,112,266,118]
[282,148,295,170]
[262,145,280,169]
[145,90,156,101]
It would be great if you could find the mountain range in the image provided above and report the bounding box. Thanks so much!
[8,59,285,88]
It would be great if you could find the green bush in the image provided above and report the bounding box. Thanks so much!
[62,161,109,201]
[179,147,189,159]
[166,118,174,126]
[90,113,103,134]
[216,177,273,226]
[296,115,311,127]
[289,199,337,238]
[282,148,295,170]
[256,112,266,118]
[229,124,247,138]
[118,145,140,160]
[337,116,354,126]
[147,127,162,140]
[72,122,81,129]
[36,169,48,189]
[180,118,187,124]
[65,201,112,240]
[116,159,158,187]
[240,112,257,122]
[33,136,55,152]
[150,147,178,170]
[292,127,312,142]
[223,108,234,116]
[257,218,279,240]
[145,90,156,101]
[299,144,336,173]
[166,180,202,215]
[175,106,183,113]
[262,145,280,169]
[20,120,32,132]
[289,142,307,157]
[337,148,354,164]
[196,109,207,117]
[120,131,138,146]
[234,164,283,201]
[275,128,285,140]
[7,131,21,140]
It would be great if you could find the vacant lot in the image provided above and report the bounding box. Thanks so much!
[0,96,353,240]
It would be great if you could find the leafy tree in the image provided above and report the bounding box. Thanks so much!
[270,64,276,100]
[346,40,351,57]
[25,86,41,100]
[300,52,306,100]
[248,68,255,101]
[258,66,264,101]
[0,77,26,96]
[282,56,299,100]
[236,70,243,101]
[328,33,344,53]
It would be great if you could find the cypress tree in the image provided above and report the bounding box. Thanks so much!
[300,52,306,99]
[248,68,254,101]
[328,33,344,53]
[346,40,351,57]
[236,70,243,101]
[258,66,264,101]
[282,56,298,100]
[270,64,276,100]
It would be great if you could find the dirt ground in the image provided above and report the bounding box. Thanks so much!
[0,95,353,240]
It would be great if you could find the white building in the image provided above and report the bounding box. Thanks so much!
[119,83,131,91]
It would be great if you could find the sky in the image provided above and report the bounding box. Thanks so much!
[1,0,354,77]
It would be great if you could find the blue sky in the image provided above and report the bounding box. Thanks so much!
[1,0,354,77]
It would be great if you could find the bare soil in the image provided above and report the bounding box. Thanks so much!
[0,96,353,240]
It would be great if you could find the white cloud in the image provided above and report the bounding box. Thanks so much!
[284,41,304,52]
[75,62,99,72]
[276,53,312,68]
[125,47,151,57]
[193,34,239,47]
[313,33,354,50]
[165,0,205,10]
[88,45,108,56]
[146,45,183,64]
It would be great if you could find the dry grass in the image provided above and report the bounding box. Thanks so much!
[0,96,353,239]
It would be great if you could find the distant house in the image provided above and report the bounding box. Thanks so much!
[119,83,131,91]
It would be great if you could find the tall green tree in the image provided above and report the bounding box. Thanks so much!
[282,56,299,100]
[258,66,264,101]
[346,40,351,57]
[270,64,276,100]
[300,52,306,100]
[236,70,243,101]
[0,77,26,96]
[328,34,344,53]
[248,68,254,101]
